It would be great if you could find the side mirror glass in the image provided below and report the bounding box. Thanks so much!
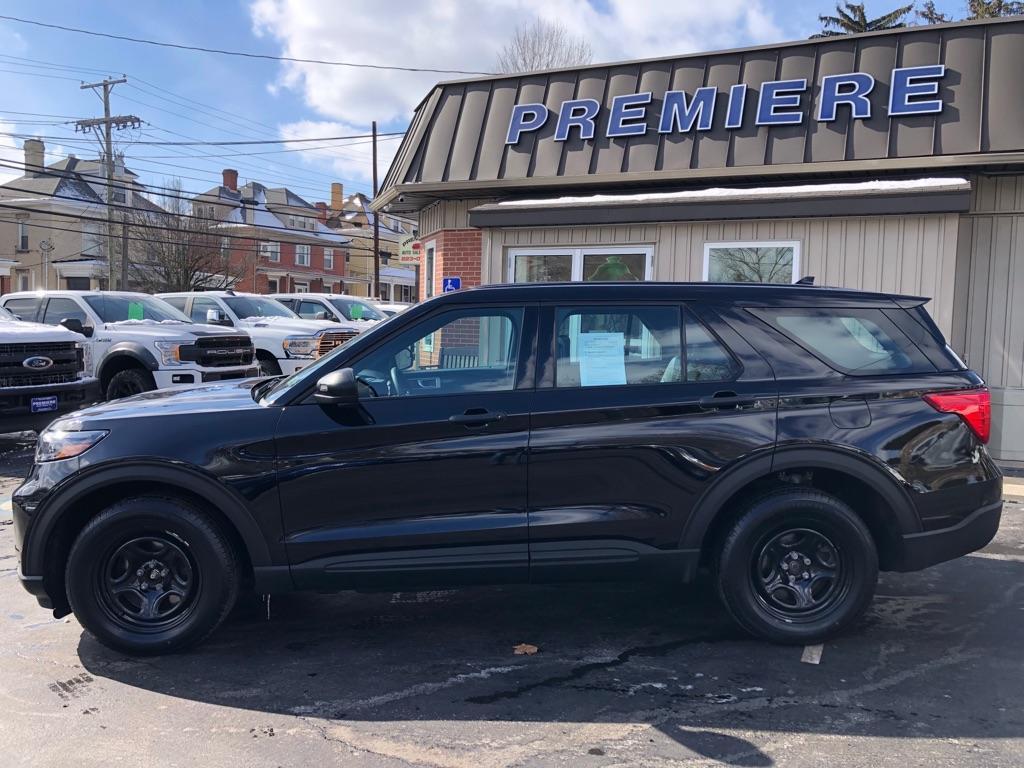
[394,347,414,371]
[206,308,232,326]
[314,368,359,406]
[315,311,331,321]
[60,317,93,337]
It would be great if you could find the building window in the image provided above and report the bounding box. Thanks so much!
[294,281,309,293]
[425,240,436,298]
[17,272,30,291]
[267,278,278,293]
[16,220,28,251]
[508,246,653,283]
[702,241,801,284]
[324,248,334,270]
[295,244,311,267]
[259,241,280,263]
[220,237,231,259]
[288,216,296,228]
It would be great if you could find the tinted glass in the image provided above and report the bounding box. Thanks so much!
[328,297,385,321]
[514,253,571,282]
[161,296,187,312]
[684,309,741,382]
[42,298,89,326]
[555,306,681,388]
[85,295,190,323]
[297,300,326,319]
[3,296,41,321]
[753,307,935,375]
[224,296,296,319]
[190,297,220,323]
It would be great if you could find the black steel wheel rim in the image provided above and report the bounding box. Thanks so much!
[96,534,199,631]
[751,527,849,621]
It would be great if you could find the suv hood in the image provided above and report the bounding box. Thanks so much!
[55,378,264,425]
[234,316,342,337]
[101,321,244,340]
[0,318,81,342]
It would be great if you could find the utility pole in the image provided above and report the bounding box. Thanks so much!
[372,120,380,300]
[120,219,129,289]
[40,239,53,290]
[75,77,140,290]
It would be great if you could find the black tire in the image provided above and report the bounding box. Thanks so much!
[66,496,239,655]
[256,353,282,376]
[105,368,156,400]
[717,489,878,645]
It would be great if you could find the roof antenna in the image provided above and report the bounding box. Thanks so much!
[795,275,815,286]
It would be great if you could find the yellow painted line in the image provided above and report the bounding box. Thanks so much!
[1003,480,1024,497]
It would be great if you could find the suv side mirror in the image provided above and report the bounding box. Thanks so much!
[206,308,233,326]
[315,311,333,321]
[314,368,359,406]
[60,317,93,337]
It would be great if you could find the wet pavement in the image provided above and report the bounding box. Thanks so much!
[1,432,1022,767]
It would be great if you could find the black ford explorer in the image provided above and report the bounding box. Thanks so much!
[11,282,1001,654]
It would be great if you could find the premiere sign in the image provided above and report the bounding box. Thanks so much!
[505,65,946,144]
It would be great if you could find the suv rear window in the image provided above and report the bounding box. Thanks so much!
[751,307,935,375]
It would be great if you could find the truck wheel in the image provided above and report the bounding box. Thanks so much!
[717,489,878,644]
[256,353,282,376]
[65,496,239,655]
[106,368,155,400]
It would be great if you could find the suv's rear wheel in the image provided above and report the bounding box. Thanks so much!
[106,368,156,400]
[717,489,878,644]
[66,496,239,654]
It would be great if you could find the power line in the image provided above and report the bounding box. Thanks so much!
[0,128,403,146]
[0,15,493,75]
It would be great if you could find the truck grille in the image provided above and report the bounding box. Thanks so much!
[187,335,255,368]
[0,341,82,388]
[317,331,358,358]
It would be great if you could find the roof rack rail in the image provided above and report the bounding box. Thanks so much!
[795,275,815,286]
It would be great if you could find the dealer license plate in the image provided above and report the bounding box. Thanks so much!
[30,396,58,414]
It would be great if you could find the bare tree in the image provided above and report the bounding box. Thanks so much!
[126,178,244,293]
[496,18,593,74]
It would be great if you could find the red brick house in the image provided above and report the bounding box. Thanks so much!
[193,169,351,294]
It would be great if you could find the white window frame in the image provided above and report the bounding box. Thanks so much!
[702,240,802,284]
[295,244,311,267]
[294,281,310,293]
[16,219,28,251]
[506,245,654,283]
[324,248,334,270]
[260,240,280,263]
[424,239,437,298]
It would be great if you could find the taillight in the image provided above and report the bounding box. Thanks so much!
[923,388,991,444]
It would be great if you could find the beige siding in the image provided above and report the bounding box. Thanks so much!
[420,198,496,236]
[485,213,960,336]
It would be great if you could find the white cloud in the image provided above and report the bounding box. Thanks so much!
[250,0,784,182]
[277,119,401,188]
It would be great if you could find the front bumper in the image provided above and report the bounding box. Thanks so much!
[279,358,311,375]
[0,378,102,433]
[896,500,1003,571]
[152,366,259,389]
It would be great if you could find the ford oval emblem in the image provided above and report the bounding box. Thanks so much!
[22,355,54,370]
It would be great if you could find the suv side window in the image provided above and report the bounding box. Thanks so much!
[42,297,90,327]
[683,308,741,382]
[3,296,41,321]
[751,307,934,375]
[297,300,326,320]
[353,308,524,397]
[190,296,220,323]
[555,306,681,388]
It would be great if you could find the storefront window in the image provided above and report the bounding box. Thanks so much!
[509,247,652,283]
[703,241,800,284]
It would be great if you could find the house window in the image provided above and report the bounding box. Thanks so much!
[294,281,309,293]
[324,248,334,270]
[508,246,653,283]
[16,220,28,251]
[295,244,311,267]
[17,272,30,291]
[259,241,280,263]
[425,240,436,298]
[267,278,278,293]
[288,216,296,228]
[220,237,231,259]
[702,241,801,284]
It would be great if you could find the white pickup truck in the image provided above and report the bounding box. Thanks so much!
[157,291,367,375]
[0,304,100,432]
[0,291,258,400]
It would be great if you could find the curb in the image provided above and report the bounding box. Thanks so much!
[1004,480,1024,498]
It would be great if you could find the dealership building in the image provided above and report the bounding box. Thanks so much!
[374,17,1024,461]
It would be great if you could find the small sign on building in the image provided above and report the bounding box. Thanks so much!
[442,276,461,292]
[398,235,422,264]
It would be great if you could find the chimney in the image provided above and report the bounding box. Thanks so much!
[330,182,344,210]
[24,138,44,176]
[314,201,328,223]
[222,168,238,191]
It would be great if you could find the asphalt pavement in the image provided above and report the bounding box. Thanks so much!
[1,432,1022,767]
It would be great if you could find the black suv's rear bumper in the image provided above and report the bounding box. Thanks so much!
[896,500,1002,571]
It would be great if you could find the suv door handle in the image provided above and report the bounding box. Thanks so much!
[449,409,506,427]
[698,391,756,410]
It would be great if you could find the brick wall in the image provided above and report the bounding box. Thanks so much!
[420,228,483,299]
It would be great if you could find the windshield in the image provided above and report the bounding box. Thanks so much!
[328,297,385,321]
[260,331,369,405]
[224,296,297,320]
[85,294,190,323]
[0,305,13,320]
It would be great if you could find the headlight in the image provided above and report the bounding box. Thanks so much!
[153,339,193,366]
[282,335,317,359]
[36,429,108,462]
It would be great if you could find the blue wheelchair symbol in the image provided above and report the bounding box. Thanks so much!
[442,276,461,292]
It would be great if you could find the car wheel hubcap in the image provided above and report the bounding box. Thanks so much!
[99,536,196,628]
[753,528,843,618]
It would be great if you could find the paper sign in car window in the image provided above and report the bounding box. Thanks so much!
[127,301,145,321]
[350,303,363,320]
[578,332,626,386]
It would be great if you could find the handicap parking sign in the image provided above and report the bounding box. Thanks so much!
[442,276,461,292]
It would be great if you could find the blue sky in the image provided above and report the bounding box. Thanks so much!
[0,0,969,203]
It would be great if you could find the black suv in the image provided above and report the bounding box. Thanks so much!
[12,283,1001,654]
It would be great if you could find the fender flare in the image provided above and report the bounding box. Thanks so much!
[97,343,160,379]
[22,461,274,577]
[679,444,922,552]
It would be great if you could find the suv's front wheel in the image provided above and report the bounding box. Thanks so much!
[717,489,878,644]
[66,496,239,654]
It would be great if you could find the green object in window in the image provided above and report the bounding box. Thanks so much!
[127,301,145,320]
[350,303,363,320]
[586,255,641,281]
